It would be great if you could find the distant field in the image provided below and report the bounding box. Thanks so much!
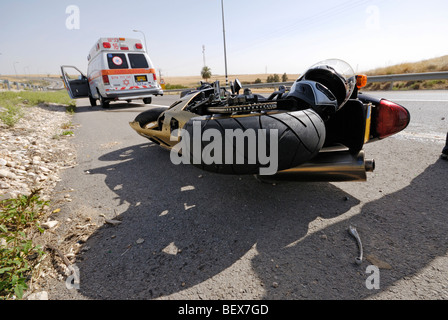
[0,74,59,90]
[363,55,448,90]
[165,55,448,91]
[365,55,448,75]
[3,54,448,92]
[1,75,60,84]
[162,73,301,88]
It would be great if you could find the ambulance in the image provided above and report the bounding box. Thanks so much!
[61,37,163,107]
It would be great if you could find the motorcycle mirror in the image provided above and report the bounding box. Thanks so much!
[234,79,242,95]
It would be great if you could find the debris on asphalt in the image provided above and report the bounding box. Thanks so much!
[348,225,363,265]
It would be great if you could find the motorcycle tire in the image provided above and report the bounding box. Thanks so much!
[88,95,97,107]
[143,97,152,105]
[98,90,110,109]
[134,107,168,127]
[182,108,325,175]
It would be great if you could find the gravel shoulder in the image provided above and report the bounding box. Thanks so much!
[0,104,76,200]
[0,103,77,299]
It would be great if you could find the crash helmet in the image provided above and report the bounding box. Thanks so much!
[287,59,356,115]
[302,59,356,108]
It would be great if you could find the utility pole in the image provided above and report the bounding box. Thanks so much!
[202,45,206,68]
[221,0,228,86]
[24,66,30,79]
[13,61,19,78]
[133,29,148,52]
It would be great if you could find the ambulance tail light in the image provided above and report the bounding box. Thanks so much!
[135,43,143,50]
[120,46,129,51]
[103,42,111,49]
[102,75,110,85]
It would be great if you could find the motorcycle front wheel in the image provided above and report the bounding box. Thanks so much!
[134,107,168,128]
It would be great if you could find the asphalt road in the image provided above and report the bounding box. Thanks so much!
[46,90,448,301]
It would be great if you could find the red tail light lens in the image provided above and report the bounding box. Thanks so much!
[375,99,410,139]
[135,43,143,49]
[103,42,111,49]
[102,75,110,85]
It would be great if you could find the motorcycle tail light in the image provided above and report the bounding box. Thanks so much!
[375,99,410,139]
[102,75,110,85]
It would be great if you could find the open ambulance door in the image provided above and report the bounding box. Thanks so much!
[61,65,90,99]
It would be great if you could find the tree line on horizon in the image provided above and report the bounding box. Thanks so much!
[201,66,289,84]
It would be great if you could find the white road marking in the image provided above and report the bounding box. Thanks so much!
[149,104,170,108]
[391,99,448,102]
[395,131,446,142]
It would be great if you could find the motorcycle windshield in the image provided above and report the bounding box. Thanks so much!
[303,59,356,108]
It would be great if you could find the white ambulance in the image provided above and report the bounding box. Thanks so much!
[61,37,163,108]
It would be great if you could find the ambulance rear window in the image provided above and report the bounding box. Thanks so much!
[128,54,149,69]
[107,53,129,69]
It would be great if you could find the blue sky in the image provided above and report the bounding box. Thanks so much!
[1,0,448,77]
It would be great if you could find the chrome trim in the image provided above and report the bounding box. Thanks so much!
[256,150,375,182]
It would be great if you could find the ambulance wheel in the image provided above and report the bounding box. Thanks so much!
[89,95,97,107]
[143,97,152,105]
[99,93,110,108]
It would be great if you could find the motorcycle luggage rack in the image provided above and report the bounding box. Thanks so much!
[207,101,278,114]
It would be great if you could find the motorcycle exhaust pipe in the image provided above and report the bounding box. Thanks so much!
[257,150,375,182]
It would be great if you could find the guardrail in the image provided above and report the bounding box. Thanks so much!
[0,79,46,91]
[163,71,448,94]
[367,71,448,83]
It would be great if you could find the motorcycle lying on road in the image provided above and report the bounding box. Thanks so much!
[129,59,410,182]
